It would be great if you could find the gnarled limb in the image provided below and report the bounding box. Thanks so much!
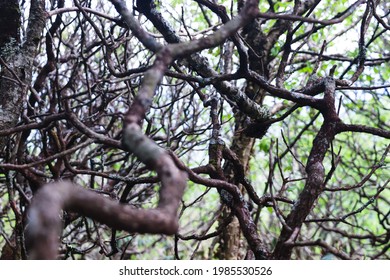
[272,77,341,259]
[25,0,263,259]
[26,162,186,259]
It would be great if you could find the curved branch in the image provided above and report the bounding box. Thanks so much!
[336,123,390,139]
[26,0,263,260]
[272,78,340,259]
[135,0,270,121]
[26,170,186,259]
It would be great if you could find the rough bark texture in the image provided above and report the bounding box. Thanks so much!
[0,1,46,259]
[220,131,254,259]
[0,0,46,151]
[272,78,340,259]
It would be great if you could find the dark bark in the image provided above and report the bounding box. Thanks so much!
[0,0,20,47]
[0,0,46,152]
[272,78,341,259]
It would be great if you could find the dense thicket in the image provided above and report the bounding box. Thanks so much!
[0,0,389,259]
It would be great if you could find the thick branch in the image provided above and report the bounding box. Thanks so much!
[136,0,270,121]
[336,123,390,139]
[26,0,263,259]
[26,170,186,259]
[272,78,339,259]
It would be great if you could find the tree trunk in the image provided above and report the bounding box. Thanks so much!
[0,0,46,259]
